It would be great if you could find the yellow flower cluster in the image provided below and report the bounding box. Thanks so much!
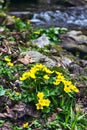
[4,57,14,67]
[53,71,65,85]
[53,71,79,93]
[20,64,79,94]
[63,80,79,93]
[36,92,50,110]
[20,64,53,81]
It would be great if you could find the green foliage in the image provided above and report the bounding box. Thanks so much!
[31,27,67,43]
[8,36,15,41]
[17,64,79,113]
[0,0,4,10]
[11,16,67,44]
[0,21,86,129]
[0,120,4,127]
[46,119,61,129]
[32,120,41,128]
[12,126,22,130]
[13,17,32,32]
[0,0,10,11]
[0,59,17,82]
[0,85,5,96]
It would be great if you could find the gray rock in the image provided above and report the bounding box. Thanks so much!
[27,50,56,67]
[61,57,73,68]
[69,63,84,75]
[33,34,50,48]
[61,30,87,54]
[80,60,87,67]
[67,30,87,44]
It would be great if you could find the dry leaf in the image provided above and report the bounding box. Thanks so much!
[47,113,57,122]
[18,54,35,65]
[6,106,10,113]
[57,107,63,112]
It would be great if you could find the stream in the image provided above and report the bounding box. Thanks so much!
[9,3,87,30]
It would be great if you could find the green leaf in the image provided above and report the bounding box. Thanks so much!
[0,120,4,126]
[0,86,5,96]
[43,88,50,97]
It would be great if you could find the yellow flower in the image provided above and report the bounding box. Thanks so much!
[27,20,30,24]
[20,76,26,81]
[11,16,15,19]
[33,31,40,35]
[63,80,79,93]
[64,86,72,93]
[43,75,49,80]
[23,122,28,128]
[36,103,43,110]
[53,80,61,85]
[63,80,72,85]
[34,64,44,70]
[36,98,50,110]
[20,71,30,81]
[43,99,50,106]
[4,57,11,62]
[36,91,50,109]
[20,68,36,81]
[37,92,44,99]
[15,92,20,96]
[55,71,62,75]
[38,99,46,106]
[38,99,50,107]
[53,74,65,85]
[57,75,65,81]
[7,62,14,67]
[29,72,36,79]
[43,67,53,74]
[71,85,79,93]
[17,17,20,20]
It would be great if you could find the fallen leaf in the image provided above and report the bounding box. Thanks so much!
[6,106,10,113]
[0,101,39,120]
[47,113,57,122]
[56,107,63,112]
[18,54,35,65]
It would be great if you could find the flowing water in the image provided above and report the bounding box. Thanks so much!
[9,3,87,30]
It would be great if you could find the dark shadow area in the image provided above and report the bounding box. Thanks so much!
[10,0,38,4]
[55,1,74,7]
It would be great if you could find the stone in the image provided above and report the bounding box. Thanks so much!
[27,50,56,67]
[67,30,87,44]
[61,57,73,68]
[60,30,87,54]
[69,63,84,75]
[33,34,50,48]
